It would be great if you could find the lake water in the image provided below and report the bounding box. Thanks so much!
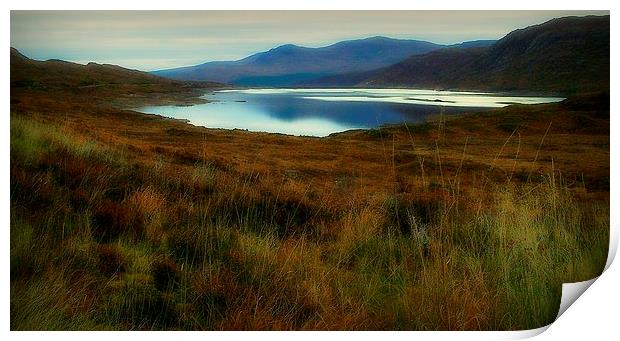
[135,88,564,137]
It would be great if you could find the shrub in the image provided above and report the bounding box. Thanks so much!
[92,199,144,242]
[70,188,91,211]
[367,127,392,139]
[496,117,522,132]
[96,244,126,277]
[383,194,441,235]
[151,257,179,291]
[191,273,231,326]
[403,122,433,134]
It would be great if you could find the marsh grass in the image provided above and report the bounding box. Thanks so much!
[10,114,608,330]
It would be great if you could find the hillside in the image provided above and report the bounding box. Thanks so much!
[12,48,165,88]
[357,15,609,94]
[302,47,487,87]
[152,36,448,86]
[10,48,224,109]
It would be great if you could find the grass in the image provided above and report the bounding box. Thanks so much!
[10,105,609,330]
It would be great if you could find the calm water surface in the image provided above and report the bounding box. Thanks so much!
[136,88,564,137]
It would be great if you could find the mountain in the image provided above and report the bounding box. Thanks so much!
[152,36,450,86]
[11,47,224,90]
[10,48,224,111]
[355,15,609,94]
[446,40,496,49]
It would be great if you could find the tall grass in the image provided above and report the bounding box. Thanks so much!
[10,115,608,330]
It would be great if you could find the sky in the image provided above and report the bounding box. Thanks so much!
[10,10,610,71]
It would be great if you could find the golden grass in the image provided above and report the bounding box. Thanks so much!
[9,91,609,330]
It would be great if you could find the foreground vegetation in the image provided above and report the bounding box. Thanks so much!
[10,44,609,330]
[10,99,608,329]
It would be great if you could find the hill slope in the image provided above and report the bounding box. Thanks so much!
[152,36,447,86]
[10,48,223,109]
[11,48,225,90]
[359,15,609,94]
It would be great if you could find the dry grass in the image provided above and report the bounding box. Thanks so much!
[10,88,609,330]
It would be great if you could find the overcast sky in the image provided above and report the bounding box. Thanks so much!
[10,10,609,71]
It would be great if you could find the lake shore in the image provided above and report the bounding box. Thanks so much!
[10,83,609,330]
[133,88,565,137]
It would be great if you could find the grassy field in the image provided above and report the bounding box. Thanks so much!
[9,86,609,330]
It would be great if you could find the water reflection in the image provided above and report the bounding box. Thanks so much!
[136,88,563,137]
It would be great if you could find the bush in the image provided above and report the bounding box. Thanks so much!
[152,257,179,291]
[92,199,144,242]
[496,117,522,132]
[383,194,441,235]
[367,127,393,139]
[97,244,126,277]
[404,122,433,134]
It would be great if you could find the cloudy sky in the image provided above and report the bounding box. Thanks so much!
[10,10,609,71]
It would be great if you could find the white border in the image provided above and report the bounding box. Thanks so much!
[3,1,617,340]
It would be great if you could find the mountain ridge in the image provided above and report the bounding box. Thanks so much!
[355,15,609,94]
[10,47,224,110]
[152,36,493,86]
[10,47,224,90]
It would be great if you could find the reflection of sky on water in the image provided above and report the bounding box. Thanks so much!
[136,88,564,137]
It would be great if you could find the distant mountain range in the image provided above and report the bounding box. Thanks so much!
[351,15,610,94]
[13,14,609,96]
[153,15,609,94]
[152,37,495,86]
